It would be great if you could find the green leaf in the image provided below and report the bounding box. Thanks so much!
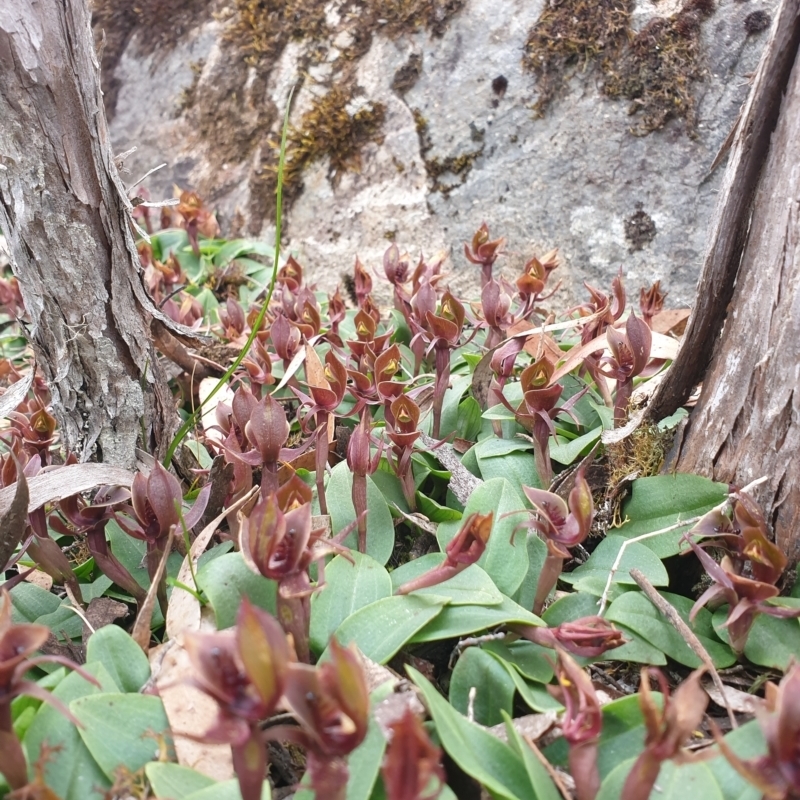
[409,667,535,800]
[502,712,561,800]
[310,552,392,655]
[450,647,516,726]
[328,595,447,664]
[481,640,554,683]
[23,663,119,800]
[415,491,463,522]
[711,608,800,671]
[71,693,172,780]
[35,603,84,640]
[560,536,669,594]
[212,238,276,267]
[411,595,543,643]
[8,581,60,622]
[457,396,483,442]
[437,374,473,437]
[493,658,564,712]
[475,449,539,499]
[607,591,736,668]
[597,759,724,800]
[326,463,395,565]
[183,780,271,800]
[390,555,503,606]
[196,552,277,630]
[145,763,215,798]
[85,625,151,693]
[437,478,531,596]
[614,474,729,558]
[550,425,602,465]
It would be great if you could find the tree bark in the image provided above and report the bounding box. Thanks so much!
[648,0,800,562]
[0,0,195,467]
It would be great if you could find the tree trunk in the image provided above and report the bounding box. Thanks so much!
[647,0,800,562]
[0,0,192,467]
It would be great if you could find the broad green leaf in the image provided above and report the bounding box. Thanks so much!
[195,551,277,630]
[35,603,84,640]
[310,552,392,655]
[409,668,535,800]
[145,763,215,798]
[23,663,119,800]
[390,555,503,606]
[494,658,564,712]
[560,536,669,594]
[8,581,60,622]
[415,491,463,522]
[551,425,602,465]
[71,693,172,780]
[85,625,151,693]
[411,595,543,643]
[597,759,724,800]
[450,647,516,726]
[212,238,275,267]
[329,595,447,664]
[614,474,729,558]
[457,396,483,442]
[482,640,553,683]
[183,780,271,800]
[607,591,736,668]
[472,438,533,458]
[326,463,395,565]
[711,608,800,671]
[475,449,539,500]
[502,712,561,800]
[438,374,473,437]
[437,478,531,596]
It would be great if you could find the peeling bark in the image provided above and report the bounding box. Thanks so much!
[652,0,800,562]
[0,0,194,467]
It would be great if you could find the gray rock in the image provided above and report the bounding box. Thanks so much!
[105,0,777,307]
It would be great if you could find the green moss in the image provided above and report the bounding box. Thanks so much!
[524,0,715,135]
[523,0,632,116]
[603,0,715,135]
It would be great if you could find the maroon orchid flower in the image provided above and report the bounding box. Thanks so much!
[184,599,290,800]
[396,512,494,595]
[464,223,504,287]
[382,707,445,800]
[622,667,707,800]
[713,664,800,799]
[347,408,383,553]
[386,394,422,510]
[280,639,369,800]
[523,467,595,614]
[514,615,624,658]
[639,281,667,328]
[548,649,602,800]
[115,461,209,614]
[599,312,652,425]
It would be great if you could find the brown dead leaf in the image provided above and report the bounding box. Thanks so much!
[506,320,563,369]
[24,570,53,591]
[0,367,34,420]
[0,463,135,518]
[131,532,173,653]
[652,308,690,336]
[304,344,328,390]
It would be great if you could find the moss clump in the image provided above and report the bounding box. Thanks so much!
[523,0,632,115]
[249,85,385,222]
[602,0,715,135]
[226,0,330,67]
